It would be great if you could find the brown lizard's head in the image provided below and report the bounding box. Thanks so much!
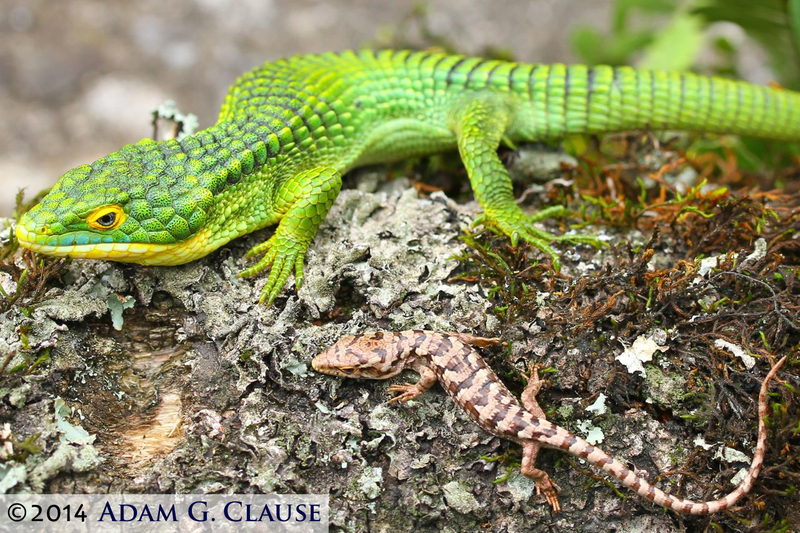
[312,332,408,380]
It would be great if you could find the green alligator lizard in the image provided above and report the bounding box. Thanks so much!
[16,50,800,303]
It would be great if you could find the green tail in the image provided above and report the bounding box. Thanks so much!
[511,63,800,141]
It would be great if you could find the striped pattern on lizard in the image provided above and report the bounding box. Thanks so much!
[312,330,787,514]
[15,50,800,304]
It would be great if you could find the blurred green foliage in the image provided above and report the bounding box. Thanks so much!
[572,0,800,88]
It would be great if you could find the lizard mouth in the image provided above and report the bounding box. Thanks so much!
[15,223,156,259]
[15,222,212,266]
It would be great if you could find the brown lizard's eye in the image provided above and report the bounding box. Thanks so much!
[339,366,357,375]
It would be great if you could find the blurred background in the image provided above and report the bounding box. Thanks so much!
[1,0,797,216]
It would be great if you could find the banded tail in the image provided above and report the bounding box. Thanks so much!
[517,355,786,514]
[514,64,800,141]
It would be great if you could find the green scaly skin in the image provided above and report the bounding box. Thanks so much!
[16,50,800,304]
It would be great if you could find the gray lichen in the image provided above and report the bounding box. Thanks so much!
[0,148,767,533]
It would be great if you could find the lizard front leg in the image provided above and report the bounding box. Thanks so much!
[387,363,437,404]
[238,166,342,304]
[451,96,603,270]
[452,332,503,348]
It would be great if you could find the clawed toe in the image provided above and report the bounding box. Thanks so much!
[537,486,561,513]
[474,206,603,272]
[239,244,277,278]
[534,478,562,513]
[238,236,308,305]
[387,383,421,403]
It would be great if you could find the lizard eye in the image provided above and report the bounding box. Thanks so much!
[87,205,125,230]
[97,213,115,226]
[339,366,357,375]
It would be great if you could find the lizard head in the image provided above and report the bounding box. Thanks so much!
[312,332,409,380]
[16,140,216,265]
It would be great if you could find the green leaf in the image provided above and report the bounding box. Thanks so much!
[638,12,705,71]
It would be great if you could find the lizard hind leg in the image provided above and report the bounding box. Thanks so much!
[451,96,604,271]
[520,363,547,419]
[522,441,562,513]
[519,362,561,512]
[238,166,342,305]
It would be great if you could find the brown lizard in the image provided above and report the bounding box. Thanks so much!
[311,330,786,514]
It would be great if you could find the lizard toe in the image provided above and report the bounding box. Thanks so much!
[239,246,278,278]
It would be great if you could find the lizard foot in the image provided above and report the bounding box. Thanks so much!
[534,475,562,513]
[387,383,424,403]
[237,166,342,305]
[239,232,308,305]
[474,206,605,271]
[523,362,544,397]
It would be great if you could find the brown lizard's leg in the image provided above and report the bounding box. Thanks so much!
[522,442,561,513]
[387,364,437,404]
[452,333,504,348]
[520,363,546,418]
[520,362,561,512]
